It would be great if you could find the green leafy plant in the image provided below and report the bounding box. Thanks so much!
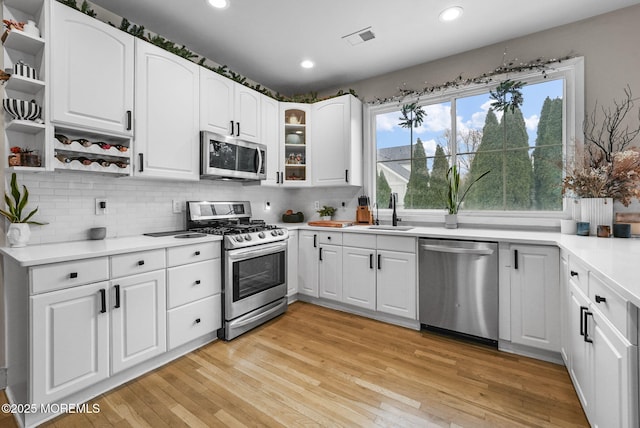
[489,79,525,113]
[317,206,336,217]
[0,173,46,224]
[445,165,490,214]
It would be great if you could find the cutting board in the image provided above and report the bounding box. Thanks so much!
[307,220,354,228]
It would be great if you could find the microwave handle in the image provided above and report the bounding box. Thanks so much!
[255,147,263,174]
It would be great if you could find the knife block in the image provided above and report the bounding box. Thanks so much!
[356,206,373,224]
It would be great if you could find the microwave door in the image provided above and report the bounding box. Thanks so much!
[209,141,236,171]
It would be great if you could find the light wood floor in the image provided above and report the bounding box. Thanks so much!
[2,302,588,427]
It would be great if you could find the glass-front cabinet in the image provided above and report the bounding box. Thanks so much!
[281,103,310,185]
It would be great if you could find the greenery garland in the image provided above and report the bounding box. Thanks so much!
[56,0,356,103]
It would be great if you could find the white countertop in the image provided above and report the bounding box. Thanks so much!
[0,234,222,267]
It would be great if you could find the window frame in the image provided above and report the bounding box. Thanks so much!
[363,57,584,228]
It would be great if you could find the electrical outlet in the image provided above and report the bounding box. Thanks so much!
[314,201,320,210]
[95,198,107,215]
[172,200,183,213]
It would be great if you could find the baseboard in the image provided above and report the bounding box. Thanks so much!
[498,340,565,365]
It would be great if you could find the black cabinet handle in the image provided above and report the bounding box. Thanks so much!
[195,280,201,285]
[99,289,106,314]
[584,311,594,343]
[195,318,201,324]
[195,251,201,256]
[369,253,374,269]
[345,169,349,183]
[595,295,607,304]
[313,234,317,248]
[327,236,331,241]
[114,285,121,309]
[280,172,284,183]
[276,171,280,184]
[319,247,323,261]
[579,306,588,336]
[236,122,240,137]
[126,110,132,130]
[229,120,235,135]
[138,153,144,172]
[377,254,381,270]
[138,260,145,266]
[514,249,518,270]
[69,272,78,279]
[570,270,578,277]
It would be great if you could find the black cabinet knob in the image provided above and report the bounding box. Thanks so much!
[570,271,578,277]
[195,280,201,285]
[595,295,607,304]
[69,272,78,279]
[138,260,145,266]
[195,318,201,324]
[195,251,201,256]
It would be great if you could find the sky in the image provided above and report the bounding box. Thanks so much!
[376,78,564,159]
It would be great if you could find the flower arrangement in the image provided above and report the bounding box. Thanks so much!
[563,86,640,206]
[317,205,336,217]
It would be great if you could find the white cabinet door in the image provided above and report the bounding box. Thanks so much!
[51,1,134,135]
[568,281,593,416]
[510,245,560,352]
[311,94,362,187]
[287,231,299,297]
[342,246,376,310]
[560,253,571,365]
[298,230,319,297]
[135,40,200,180]
[31,281,110,404]
[200,68,235,136]
[376,250,416,319]
[318,245,343,301]
[261,95,280,186]
[235,85,261,142]
[111,270,166,374]
[591,309,638,428]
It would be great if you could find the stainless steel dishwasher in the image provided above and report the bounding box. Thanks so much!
[419,238,498,345]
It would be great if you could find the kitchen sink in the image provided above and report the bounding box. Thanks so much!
[368,225,414,231]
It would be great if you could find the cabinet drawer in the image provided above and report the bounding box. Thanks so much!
[343,233,376,248]
[319,232,342,245]
[167,243,220,267]
[167,260,221,309]
[377,235,415,253]
[167,294,221,349]
[111,249,166,278]
[568,256,589,295]
[589,272,637,343]
[30,257,109,294]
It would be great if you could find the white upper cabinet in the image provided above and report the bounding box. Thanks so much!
[261,95,280,185]
[50,1,134,135]
[200,68,261,142]
[135,39,200,180]
[311,94,363,187]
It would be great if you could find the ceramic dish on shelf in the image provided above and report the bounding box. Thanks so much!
[13,60,37,80]
[3,98,40,120]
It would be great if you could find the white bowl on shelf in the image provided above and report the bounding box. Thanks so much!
[286,134,301,144]
[3,98,41,121]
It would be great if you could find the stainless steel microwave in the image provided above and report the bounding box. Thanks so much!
[200,131,266,181]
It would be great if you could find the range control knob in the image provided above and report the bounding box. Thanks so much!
[258,232,266,239]
[271,230,278,236]
[244,234,252,241]
[277,229,284,235]
[235,236,244,242]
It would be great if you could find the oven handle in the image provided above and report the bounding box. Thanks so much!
[227,241,287,261]
[232,301,286,328]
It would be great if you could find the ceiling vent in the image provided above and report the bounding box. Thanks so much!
[342,27,376,46]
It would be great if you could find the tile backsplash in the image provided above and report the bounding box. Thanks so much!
[8,172,363,245]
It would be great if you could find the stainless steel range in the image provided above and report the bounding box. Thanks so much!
[186,201,288,340]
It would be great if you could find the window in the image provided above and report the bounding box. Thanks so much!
[371,59,582,218]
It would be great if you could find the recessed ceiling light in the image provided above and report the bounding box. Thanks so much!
[439,6,463,22]
[300,60,314,69]
[207,0,229,9]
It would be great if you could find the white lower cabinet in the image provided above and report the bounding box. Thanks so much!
[110,270,167,374]
[376,248,416,319]
[509,244,560,352]
[287,231,299,297]
[318,244,343,301]
[31,281,110,405]
[342,246,376,310]
[298,230,319,297]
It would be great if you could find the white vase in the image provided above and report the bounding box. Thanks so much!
[6,223,31,247]
[580,198,613,236]
[444,213,458,229]
[321,216,331,221]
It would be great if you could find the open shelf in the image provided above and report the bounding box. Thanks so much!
[2,29,44,55]
[4,73,44,94]
[5,119,45,134]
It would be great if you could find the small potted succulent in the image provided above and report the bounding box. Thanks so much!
[1,173,46,247]
[317,205,336,221]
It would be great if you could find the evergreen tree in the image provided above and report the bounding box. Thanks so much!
[465,108,533,209]
[425,145,449,208]
[376,169,391,208]
[404,139,430,208]
[533,97,563,210]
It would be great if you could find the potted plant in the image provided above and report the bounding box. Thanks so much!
[444,165,489,229]
[0,173,46,247]
[317,205,336,221]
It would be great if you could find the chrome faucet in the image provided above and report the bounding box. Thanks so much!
[389,193,399,226]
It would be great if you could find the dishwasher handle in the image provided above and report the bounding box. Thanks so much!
[420,244,494,256]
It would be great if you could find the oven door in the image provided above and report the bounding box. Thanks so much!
[225,241,287,320]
